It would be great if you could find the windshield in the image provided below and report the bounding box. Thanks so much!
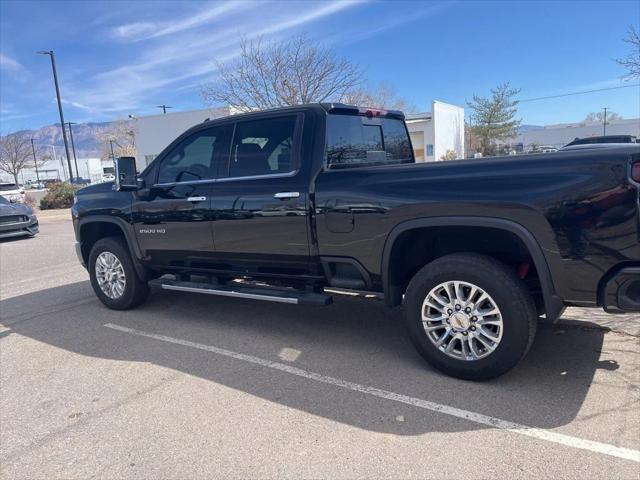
[0,184,18,191]
[326,115,413,169]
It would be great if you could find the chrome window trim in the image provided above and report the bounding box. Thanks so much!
[215,170,298,183]
[153,179,215,188]
[152,170,299,188]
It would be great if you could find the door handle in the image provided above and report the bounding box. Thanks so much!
[187,196,207,202]
[274,191,300,200]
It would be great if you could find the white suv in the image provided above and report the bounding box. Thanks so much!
[0,183,26,203]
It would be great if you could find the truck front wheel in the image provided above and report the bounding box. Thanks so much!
[403,253,537,380]
[88,236,149,310]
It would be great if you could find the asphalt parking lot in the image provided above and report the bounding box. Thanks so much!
[1,213,639,479]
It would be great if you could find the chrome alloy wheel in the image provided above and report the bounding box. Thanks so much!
[95,251,126,299]
[421,281,503,361]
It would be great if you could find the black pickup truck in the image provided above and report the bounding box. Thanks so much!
[72,103,640,380]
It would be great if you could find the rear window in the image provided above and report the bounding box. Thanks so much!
[326,115,413,169]
[0,184,18,191]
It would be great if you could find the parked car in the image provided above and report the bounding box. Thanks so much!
[564,135,638,148]
[0,196,39,239]
[72,103,640,380]
[71,177,91,185]
[25,180,45,190]
[0,183,26,203]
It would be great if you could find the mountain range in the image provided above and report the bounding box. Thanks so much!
[10,122,112,159]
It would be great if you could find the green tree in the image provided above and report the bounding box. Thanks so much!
[467,83,521,156]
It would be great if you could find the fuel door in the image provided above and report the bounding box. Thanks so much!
[325,199,355,233]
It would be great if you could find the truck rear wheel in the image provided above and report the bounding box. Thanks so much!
[403,253,537,380]
[88,236,149,310]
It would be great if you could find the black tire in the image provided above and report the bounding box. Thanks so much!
[88,236,149,310]
[403,253,537,381]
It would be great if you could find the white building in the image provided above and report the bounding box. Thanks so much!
[133,106,230,170]
[405,101,465,161]
[508,117,640,151]
[131,101,465,169]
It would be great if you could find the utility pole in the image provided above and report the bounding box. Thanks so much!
[602,107,608,136]
[30,138,41,183]
[156,104,172,114]
[66,122,79,180]
[109,140,116,160]
[37,50,74,182]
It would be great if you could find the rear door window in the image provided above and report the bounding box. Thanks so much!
[326,115,414,169]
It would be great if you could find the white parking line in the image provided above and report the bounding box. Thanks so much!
[104,322,640,463]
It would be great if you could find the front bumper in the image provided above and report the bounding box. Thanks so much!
[0,215,39,239]
[602,267,640,313]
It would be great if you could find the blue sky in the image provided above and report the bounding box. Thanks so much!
[0,0,638,134]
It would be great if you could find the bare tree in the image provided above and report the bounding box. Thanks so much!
[97,120,137,161]
[0,134,33,184]
[617,25,640,80]
[341,81,417,112]
[201,35,364,111]
[585,111,623,122]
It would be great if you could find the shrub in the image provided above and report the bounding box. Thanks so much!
[439,149,458,161]
[40,182,79,210]
[24,193,37,209]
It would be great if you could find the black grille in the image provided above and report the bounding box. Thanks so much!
[0,215,27,225]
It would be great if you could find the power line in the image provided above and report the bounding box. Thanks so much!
[519,83,640,103]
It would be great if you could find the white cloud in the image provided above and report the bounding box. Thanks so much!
[325,1,454,46]
[114,22,157,39]
[0,53,25,72]
[61,98,93,111]
[70,0,366,117]
[113,1,252,42]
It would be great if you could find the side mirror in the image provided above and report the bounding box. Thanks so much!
[114,156,138,191]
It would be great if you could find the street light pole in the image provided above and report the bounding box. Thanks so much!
[602,107,608,136]
[37,50,74,182]
[30,138,41,183]
[66,122,79,180]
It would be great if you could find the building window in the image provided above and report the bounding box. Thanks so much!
[426,144,434,156]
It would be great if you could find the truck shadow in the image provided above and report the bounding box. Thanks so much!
[1,281,629,436]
